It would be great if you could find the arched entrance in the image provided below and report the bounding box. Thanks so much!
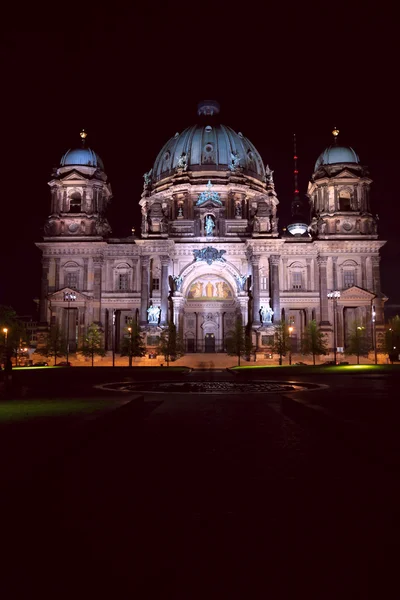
[204,333,216,353]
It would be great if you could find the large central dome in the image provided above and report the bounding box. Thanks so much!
[152,101,265,183]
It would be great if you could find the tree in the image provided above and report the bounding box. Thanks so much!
[79,322,106,367]
[157,322,184,366]
[272,321,291,365]
[383,315,400,363]
[345,322,371,364]
[0,304,24,363]
[301,320,328,365]
[37,325,67,365]
[120,321,146,366]
[226,316,247,366]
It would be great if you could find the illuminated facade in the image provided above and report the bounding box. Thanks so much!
[36,103,386,355]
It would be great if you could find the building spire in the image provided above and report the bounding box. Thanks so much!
[80,128,87,147]
[293,133,299,197]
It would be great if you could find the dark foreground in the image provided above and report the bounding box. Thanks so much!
[2,368,400,598]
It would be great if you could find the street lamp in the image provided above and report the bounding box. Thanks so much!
[112,309,116,367]
[372,304,377,365]
[64,291,77,365]
[288,326,293,365]
[2,327,8,345]
[127,326,133,367]
[327,290,341,365]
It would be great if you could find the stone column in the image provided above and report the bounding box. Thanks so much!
[318,256,330,325]
[140,256,150,325]
[54,258,60,292]
[83,258,89,291]
[40,257,50,323]
[361,256,367,289]
[337,305,344,348]
[251,254,261,324]
[238,295,249,326]
[306,258,312,291]
[160,255,170,325]
[269,254,281,323]
[171,295,184,331]
[332,256,338,290]
[371,256,381,295]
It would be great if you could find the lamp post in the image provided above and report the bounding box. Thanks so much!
[356,326,365,365]
[2,327,8,346]
[327,290,341,365]
[112,309,116,367]
[288,326,293,365]
[64,291,77,366]
[372,304,377,365]
[127,326,133,367]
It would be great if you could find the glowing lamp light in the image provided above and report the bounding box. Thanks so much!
[288,326,294,334]
[294,155,298,160]
[80,129,87,140]
[287,222,308,236]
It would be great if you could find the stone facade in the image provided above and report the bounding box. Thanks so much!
[36,109,386,356]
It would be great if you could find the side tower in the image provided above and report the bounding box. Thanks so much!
[44,130,112,241]
[308,129,386,356]
[37,131,112,335]
[308,128,377,239]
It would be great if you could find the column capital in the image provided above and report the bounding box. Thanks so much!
[317,255,328,266]
[371,255,380,266]
[160,255,170,266]
[269,254,280,266]
[42,257,51,268]
[141,255,150,267]
[250,254,261,266]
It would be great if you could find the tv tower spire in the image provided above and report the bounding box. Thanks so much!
[287,133,309,236]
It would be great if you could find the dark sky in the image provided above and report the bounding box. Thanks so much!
[1,4,398,315]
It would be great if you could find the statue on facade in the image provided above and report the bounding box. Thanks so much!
[235,274,248,292]
[177,205,183,218]
[173,275,183,292]
[143,169,152,188]
[265,164,274,183]
[260,303,274,324]
[176,152,188,171]
[205,215,215,236]
[228,150,241,172]
[235,202,242,217]
[147,304,161,324]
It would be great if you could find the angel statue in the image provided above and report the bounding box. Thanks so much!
[205,215,215,236]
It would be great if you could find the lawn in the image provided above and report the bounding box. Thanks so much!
[0,398,122,423]
[231,364,400,374]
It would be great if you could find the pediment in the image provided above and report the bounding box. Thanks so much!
[48,287,90,302]
[340,286,375,301]
[334,169,359,179]
[60,170,91,182]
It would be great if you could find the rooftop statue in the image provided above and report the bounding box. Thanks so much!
[228,150,241,171]
[196,180,222,206]
[265,164,274,183]
[205,215,215,236]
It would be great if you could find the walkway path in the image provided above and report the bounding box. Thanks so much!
[4,384,399,598]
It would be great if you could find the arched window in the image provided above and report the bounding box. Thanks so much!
[114,263,131,292]
[339,190,351,211]
[341,260,358,289]
[69,192,82,213]
[292,271,303,290]
[343,270,355,288]
[63,261,80,290]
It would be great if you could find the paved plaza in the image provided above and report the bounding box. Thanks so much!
[1,367,400,598]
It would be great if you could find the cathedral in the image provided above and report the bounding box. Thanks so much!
[36,101,386,357]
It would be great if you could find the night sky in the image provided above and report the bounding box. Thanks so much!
[1,5,398,316]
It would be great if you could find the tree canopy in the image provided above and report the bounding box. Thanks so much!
[157,322,184,366]
[79,322,106,366]
[120,320,146,366]
[301,320,328,365]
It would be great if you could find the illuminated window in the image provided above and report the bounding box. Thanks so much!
[339,191,351,211]
[261,276,268,291]
[69,192,82,213]
[292,271,302,289]
[65,272,78,289]
[118,273,129,291]
[343,270,355,288]
[152,278,160,291]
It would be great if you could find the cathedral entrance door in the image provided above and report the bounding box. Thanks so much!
[205,333,215,353]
